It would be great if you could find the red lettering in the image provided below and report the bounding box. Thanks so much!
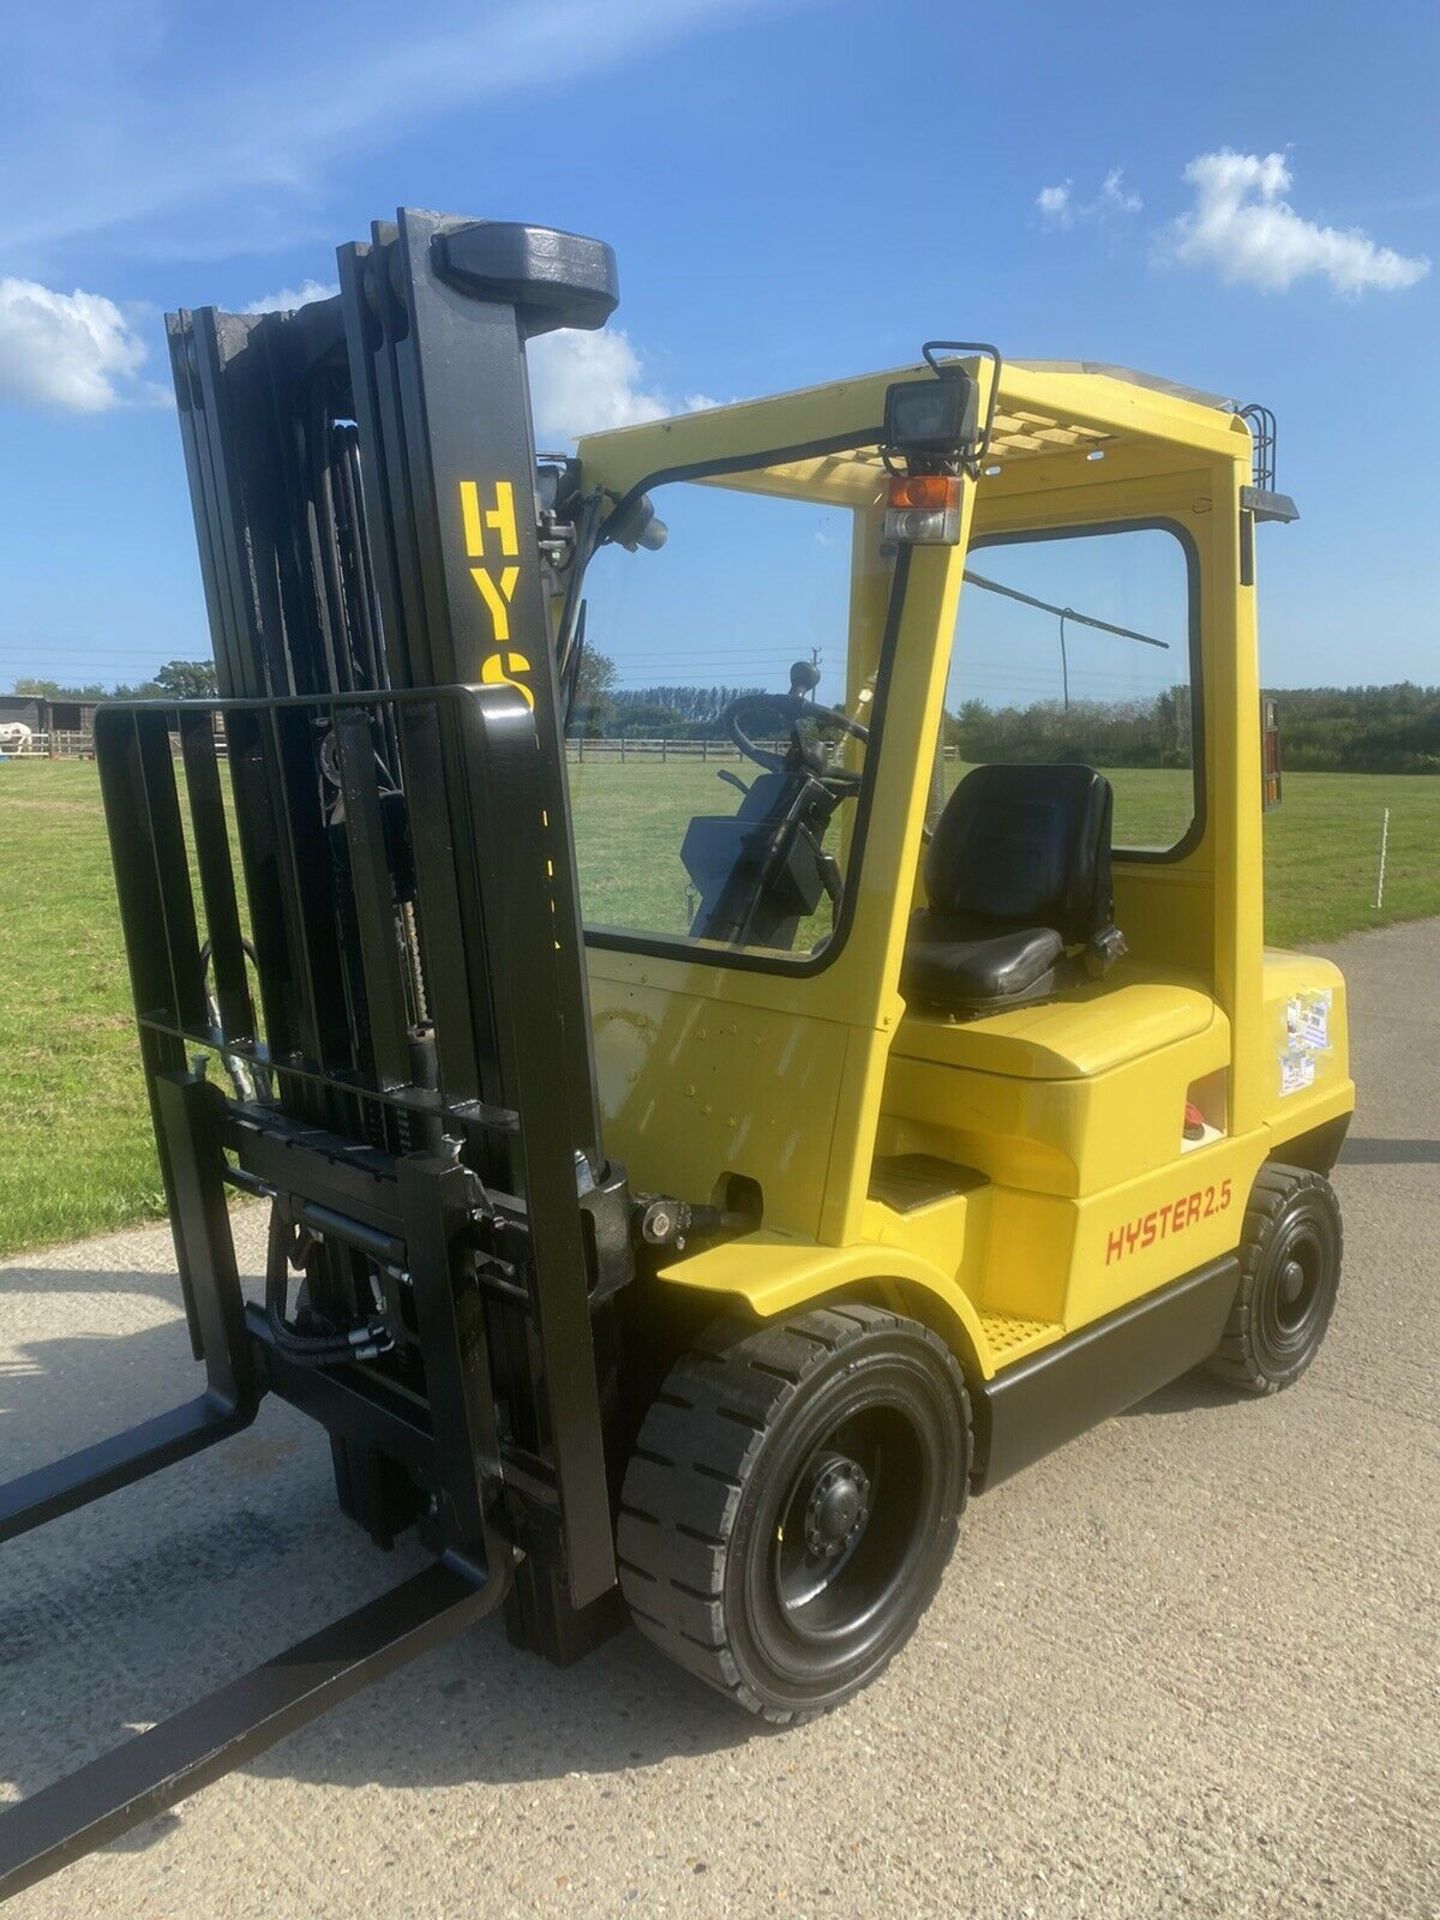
[1106,1179,1237,1269]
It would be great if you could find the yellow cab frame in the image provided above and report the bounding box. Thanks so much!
[575,353,1354,1479]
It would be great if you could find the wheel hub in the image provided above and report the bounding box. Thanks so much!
[803,1453,871,1559]
[1279,1258,1306,1306]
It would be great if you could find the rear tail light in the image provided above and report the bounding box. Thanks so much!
[884,473,962,546]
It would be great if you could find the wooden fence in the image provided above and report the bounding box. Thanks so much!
[566,738,963,765]
[1,731,95,759]
[6,730,963,768]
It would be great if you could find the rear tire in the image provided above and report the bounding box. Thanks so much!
[1206,1163,1342,1395]
[617,1304,970,1723]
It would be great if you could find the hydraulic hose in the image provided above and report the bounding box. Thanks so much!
[265,1210,393,1367]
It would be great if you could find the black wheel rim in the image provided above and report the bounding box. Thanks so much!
[771,1407,923,1641]
[734,1350,959,1704]
[1257,1208,1332,1364]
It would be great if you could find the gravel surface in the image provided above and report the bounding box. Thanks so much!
[2,920,1436,1919]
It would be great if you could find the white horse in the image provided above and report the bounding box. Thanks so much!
[0,721,33,754]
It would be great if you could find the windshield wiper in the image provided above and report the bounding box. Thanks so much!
[963,570,1170,651]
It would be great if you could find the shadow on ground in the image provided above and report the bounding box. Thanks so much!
[0,1261,188,1310]
[1341,1136,1440,1165]
[0,1302,756,1849]
[1122,1368,1239,1417]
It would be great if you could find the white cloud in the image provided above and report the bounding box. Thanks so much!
[0,267,711,435]
[0,277,165,411]
[1100,167,1142,215]
[1037,170,1141,229]
[1172,149,1430,295]
[244,278,338,313]
[1036,182,1072,226]
[234,291,705,443]
[528,327,717,443]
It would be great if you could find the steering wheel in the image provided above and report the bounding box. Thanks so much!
[725,671,870,789]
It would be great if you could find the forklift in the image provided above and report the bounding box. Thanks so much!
[0,209,1354,1897]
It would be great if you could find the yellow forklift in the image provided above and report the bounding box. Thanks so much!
[574,345,1352,1717]
[0,211,1353,1896]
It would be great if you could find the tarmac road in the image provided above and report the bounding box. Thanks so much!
[2,920,1436,1919]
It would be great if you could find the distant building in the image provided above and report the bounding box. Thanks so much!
[0,696,43,731]
[0,695,101,750]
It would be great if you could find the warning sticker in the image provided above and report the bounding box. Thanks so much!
[1280,1050,1316,1097]
[1299,990,1332,1051]
[1285,990,1333,1054]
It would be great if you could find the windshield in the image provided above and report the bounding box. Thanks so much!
[564,458,894,964]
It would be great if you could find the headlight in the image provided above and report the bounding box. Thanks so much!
[882,372,978,460]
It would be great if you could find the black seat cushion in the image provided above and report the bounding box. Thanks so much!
[902,763,1119,1014]
[902,911,1063,1010]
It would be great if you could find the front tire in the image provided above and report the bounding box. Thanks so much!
[617,1304,970,1723]
[1206,1164,1342,1394]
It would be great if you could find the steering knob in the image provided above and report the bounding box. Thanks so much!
[789,660,821,696]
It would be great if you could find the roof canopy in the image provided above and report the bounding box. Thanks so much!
[577,357,1252,508]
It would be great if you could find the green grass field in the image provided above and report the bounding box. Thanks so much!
[570,758,1208,939]
[2,758,1436,1258]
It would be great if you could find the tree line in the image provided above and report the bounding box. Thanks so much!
[945,683,1440,774]
[573,657,1440,773]
[11,662,218,702]
[13,657,1438,773]
[944,690,1195,769]
[1249,683,1440,773]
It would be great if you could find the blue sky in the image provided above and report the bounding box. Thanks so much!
[0,0,1435,695]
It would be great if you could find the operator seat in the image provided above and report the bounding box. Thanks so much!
[901,763,1126,1015]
